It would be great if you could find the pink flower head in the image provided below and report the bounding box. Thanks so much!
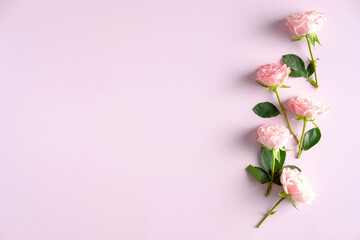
[286,10,326,36]
[256,63,291,87]
[289,96,329,119]
[257,125,292,149]
[280,168,315,205]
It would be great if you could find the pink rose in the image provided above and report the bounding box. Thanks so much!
[286,10,326,36]
[256,64,291,87]
[280,168,315,205]
[289,96,329,119]
[257,125,292,149]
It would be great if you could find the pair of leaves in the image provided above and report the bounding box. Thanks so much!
[283,54,314,79]
[265,148,285,186]
[302,127,321,151]
[260,148,285,174]
[246,163,301,185]
[261,148,302,186]
[252,102,280,118]
[246,147,302,185]
[246,148,283,185]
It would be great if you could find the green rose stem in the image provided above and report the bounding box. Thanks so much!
[256,196,287,228]
[265,149,276,197]
[306,35,319,88]
[273,88,299,144]
[297,119,308,158]
[312,120,319,129]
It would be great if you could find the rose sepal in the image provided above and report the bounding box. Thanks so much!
[279,190,290,198]
[294,116,314,121]
[255,81,268,88]
[292,35,305,41]
[306,33,321,47]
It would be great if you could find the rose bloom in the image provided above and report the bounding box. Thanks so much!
[281,168,315,205]
[286,10,326,36]
[257,125,292,149]
[289,96,329,119]
[256,63,291,87]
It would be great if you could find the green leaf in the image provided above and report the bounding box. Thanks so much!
[282,54,307,78]
[307,63,315,77]
[252,102,280,118]
[273,171,282,185]
[282,165,302,172]
[246,165,270,184]
[276,150,286,171]
[260,147,272,173]
[289,70,306,78]
[303,128,321,150]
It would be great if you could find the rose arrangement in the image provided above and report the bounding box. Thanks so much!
[246,10,328,228]
[254,63,299,143]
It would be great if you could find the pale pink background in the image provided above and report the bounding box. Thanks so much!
[0,0,359,239]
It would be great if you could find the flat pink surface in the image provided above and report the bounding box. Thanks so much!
[0,0,359,239]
